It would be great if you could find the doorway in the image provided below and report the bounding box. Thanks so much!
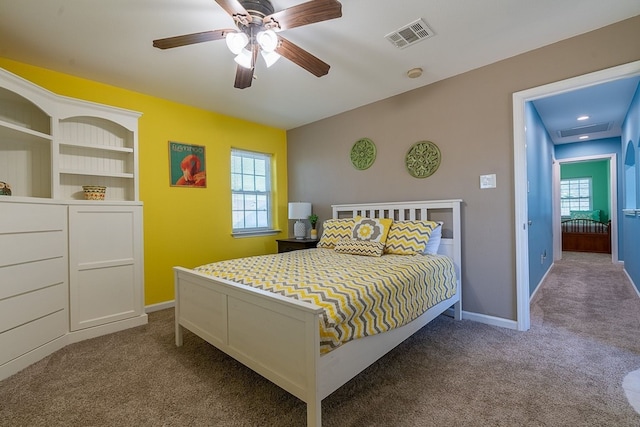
[512,60,640,332]
[553,154,618,264]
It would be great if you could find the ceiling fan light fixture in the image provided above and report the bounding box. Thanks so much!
[261,50,281,68]
[256,30,278,52]
[226,32,249,55]
[152,0,343,88]
[234,48,253,69]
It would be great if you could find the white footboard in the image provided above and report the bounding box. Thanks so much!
[174,267,324,426]
[175,266,459,427]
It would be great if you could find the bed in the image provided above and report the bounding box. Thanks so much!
[173,199,462,426]
[561,217,611,254]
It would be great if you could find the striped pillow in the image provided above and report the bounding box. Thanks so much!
[384,220,438,255]
[335,239,385,257]
[317,218,355,249]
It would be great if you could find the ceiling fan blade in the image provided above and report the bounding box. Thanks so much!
[153,29,235,49]
[263,0,342,31]
[275,36,330,77]
[234,45,258,89]
[215,0,251,25]
[234,66,254,89]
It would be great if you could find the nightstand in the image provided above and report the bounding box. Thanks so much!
[277,238,318,253]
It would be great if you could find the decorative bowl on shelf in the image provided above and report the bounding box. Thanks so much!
[0,181,11,196]
[82,185,106,200]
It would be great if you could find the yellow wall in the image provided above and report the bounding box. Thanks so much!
[0,58,288,306]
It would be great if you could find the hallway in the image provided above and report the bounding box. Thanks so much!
[532,251,640,415]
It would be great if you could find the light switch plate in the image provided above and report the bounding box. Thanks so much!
[480,174,497,189]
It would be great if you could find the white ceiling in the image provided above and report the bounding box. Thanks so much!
[532,76,640,145]
[0,0,639,131]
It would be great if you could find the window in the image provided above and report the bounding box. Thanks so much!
[560,178,592,216]
[231,149,273,234]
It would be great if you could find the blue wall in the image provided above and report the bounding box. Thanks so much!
[555,137,623,259]
[526,102,554,296]
[621,82,640,294]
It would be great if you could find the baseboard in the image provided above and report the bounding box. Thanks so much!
[529,262,554,302]
[444,307,517,329]
[623,268,640,298]
[461,310,518,330]
[145,300,175,313]
[67,314,148,344]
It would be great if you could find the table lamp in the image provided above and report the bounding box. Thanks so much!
[288,202,312,239]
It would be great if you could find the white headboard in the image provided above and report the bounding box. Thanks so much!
[331,199,462,280]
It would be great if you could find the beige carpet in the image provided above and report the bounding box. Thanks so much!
[1,252,639,426]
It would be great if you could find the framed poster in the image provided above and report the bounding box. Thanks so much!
[169,141,206,187]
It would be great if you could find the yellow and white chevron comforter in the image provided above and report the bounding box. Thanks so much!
[194,248,457,354]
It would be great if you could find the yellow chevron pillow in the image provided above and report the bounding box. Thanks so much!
[352,216,393,243]
[317,218,356,249]
[384,220,439,255]
[335,239,385,257]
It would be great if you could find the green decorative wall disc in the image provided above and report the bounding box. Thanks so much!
[350,138,376,170]
[405,141,441,178]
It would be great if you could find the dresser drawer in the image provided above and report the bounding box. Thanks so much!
[0,230,67,268]
[0,257,66,300]
[0,309,67,367]
[0,282,67,334]
[0,202,65,234]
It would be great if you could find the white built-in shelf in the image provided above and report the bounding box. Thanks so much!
[0,119,53,142]
[0,67,141,202]
[58,141,134,153]
[59,169,134,179]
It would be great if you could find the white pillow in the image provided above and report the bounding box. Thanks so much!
[423,222,443,254]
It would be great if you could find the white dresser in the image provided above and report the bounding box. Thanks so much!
[0,201,68,376]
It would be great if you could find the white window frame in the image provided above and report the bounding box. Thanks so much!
[231,149,277,236]
[560,177,592,217]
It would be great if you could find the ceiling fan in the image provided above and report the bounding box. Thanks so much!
[153,0,342,89]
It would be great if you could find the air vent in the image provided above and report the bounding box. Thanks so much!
[557,122,612,138]
[385,19,435,49]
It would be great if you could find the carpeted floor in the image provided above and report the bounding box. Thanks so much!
[1,252,639,426]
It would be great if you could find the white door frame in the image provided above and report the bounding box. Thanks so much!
[512,60,640,332]
[553,154,618,264]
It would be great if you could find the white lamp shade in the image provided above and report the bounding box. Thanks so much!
[226,32,249,55]
[234,48,253,69]
[288,202,311,220]
[256,30,278,52]
[261,50,281,68]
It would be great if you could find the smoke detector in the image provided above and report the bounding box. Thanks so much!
[407,68,423,78]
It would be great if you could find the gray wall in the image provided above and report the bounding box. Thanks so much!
[286,16,640,321]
